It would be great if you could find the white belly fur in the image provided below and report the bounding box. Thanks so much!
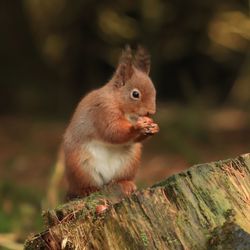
[84,141,134,186]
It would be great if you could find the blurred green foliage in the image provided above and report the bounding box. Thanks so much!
[0,181,43,241]
[0,0,249,116]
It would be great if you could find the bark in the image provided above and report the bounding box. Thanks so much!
[25,153,250,250]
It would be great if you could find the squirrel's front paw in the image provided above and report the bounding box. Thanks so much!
[134,116,153,129]
[145,122,159,135]
[135,117,159,135]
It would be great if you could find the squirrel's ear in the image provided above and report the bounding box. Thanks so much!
[134,45,150,75]
[114,45,133,87]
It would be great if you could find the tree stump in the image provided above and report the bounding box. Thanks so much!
[25,153,250,249]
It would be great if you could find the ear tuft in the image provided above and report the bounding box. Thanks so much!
[114,45,133,87]
[134,45,150,75]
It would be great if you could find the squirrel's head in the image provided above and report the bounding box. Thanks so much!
[111,46,156,119]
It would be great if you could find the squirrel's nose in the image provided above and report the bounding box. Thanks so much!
[147,110,155,116]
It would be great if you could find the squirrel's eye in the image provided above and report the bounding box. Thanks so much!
[130,89,141,100]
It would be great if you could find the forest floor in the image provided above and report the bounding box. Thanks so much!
[0,104,249,248]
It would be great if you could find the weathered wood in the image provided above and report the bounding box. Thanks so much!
[25,154,250,249]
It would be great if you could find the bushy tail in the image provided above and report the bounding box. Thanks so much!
[44,145,65,209]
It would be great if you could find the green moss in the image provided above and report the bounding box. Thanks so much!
[140,232,149,247]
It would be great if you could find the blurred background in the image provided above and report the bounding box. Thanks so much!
[0,0,249,248]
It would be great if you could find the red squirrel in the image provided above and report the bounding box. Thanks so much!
[63,46,159,199]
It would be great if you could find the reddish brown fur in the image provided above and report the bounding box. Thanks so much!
[63,46,159,199]
[64,148,98,198]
